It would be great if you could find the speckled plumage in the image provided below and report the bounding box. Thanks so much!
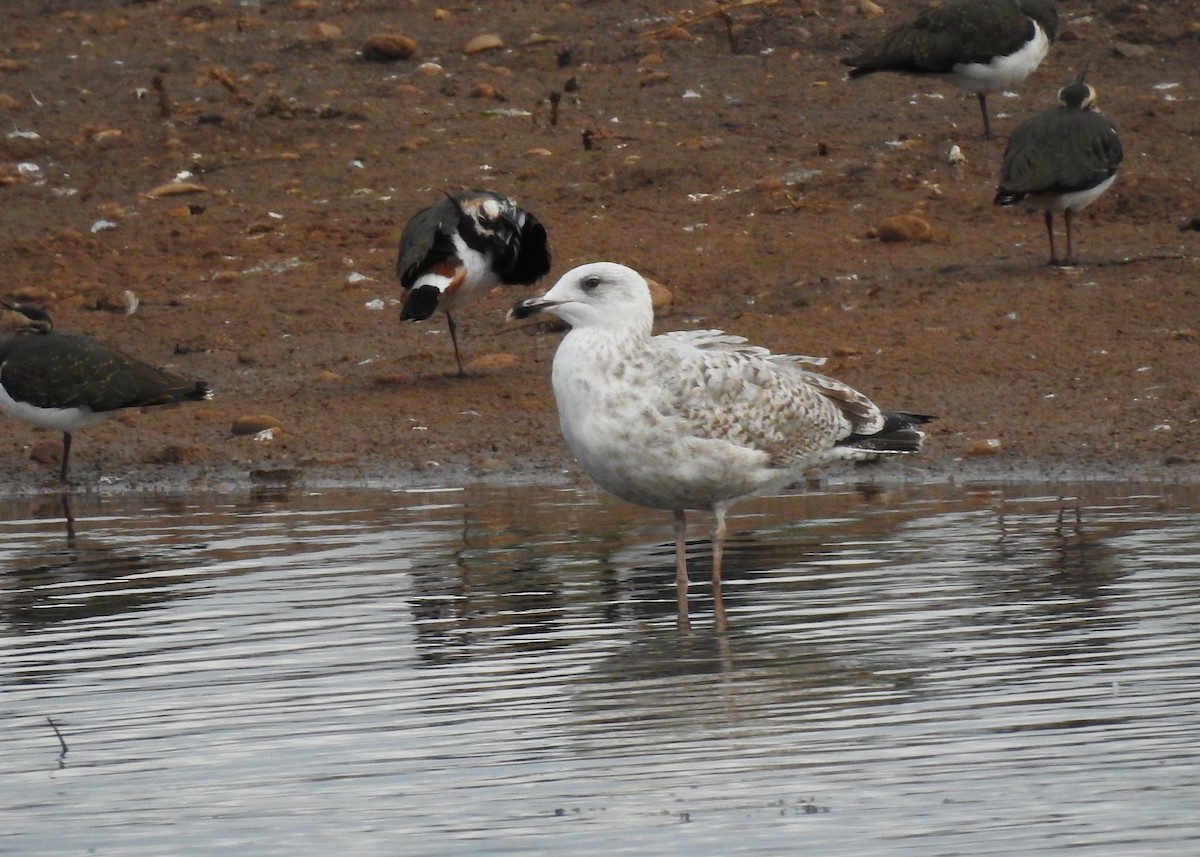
[511,263,932,630]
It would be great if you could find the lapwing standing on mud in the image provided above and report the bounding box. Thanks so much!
[994,73,1123,266]
[0,302,212,481]
[397,189,551,376]
[841,0,1059,139]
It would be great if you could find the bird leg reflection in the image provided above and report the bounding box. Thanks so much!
[711,505,728,633]
[59,492,76,545]
[673,508,690,633]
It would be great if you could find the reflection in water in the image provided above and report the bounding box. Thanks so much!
[958,493,1134,636]
[1,482,1198,856]
[0,495,206,633]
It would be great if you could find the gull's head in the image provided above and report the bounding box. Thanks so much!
[508,262,653,332]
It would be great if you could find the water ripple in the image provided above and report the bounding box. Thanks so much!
[2,483,1198,855]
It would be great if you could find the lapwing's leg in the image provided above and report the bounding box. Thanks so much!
[445,312,466,377]
[711,506,728,633]
[59,432,72,482]
[977,93,994,140]
[1044,211,1060,266]
[673,509,690,633]
[1063,208,1077,266]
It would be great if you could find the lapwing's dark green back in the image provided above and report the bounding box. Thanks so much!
[998,107,1122,197]
[844,0,1058,74]
[0,332,210,412]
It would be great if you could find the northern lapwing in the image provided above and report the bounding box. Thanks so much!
[994,73,1123,266]
[397,189,551,376]
[842,0,1059,139]
[0,302,212,481]
[509,262,933,632]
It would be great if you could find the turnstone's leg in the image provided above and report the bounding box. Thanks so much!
[445,312,466,377]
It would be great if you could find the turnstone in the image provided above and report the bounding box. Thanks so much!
[397,189,551,376]
[994,73,1123,266]
[842,0,1059,139]
[0,302,212,481]
[510,262,933,632]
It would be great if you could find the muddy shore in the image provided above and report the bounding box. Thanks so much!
[1,0,1198,494]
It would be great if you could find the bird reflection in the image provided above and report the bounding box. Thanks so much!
[0,494,194,635]
[405,483,927,662]
[405,499,572,664]
[985,496,1128,613]
[598,528,830,627]
[406,519,831,664]
[409,561,568,664]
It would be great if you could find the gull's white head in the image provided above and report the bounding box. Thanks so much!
[509,262,654,332]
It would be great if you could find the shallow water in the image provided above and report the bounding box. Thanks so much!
[2,481,1198,856]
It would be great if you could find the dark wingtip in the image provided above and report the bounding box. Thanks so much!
[840,411,934,454]
[887,412,936,427]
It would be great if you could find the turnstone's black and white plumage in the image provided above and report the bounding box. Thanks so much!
[510,262,933,632]
[0,302,212,481]
[994,74,1123,266]
[397,189,551,376]
[842,0,1059,139]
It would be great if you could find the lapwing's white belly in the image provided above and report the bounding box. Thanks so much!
[0,379,107,433]
[1023,175,1117,213]
[947,24,1050,94]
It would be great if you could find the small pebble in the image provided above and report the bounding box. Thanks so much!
[467,352,518,369]
[362,34,418,62]
[309,22,342,41]
[875,214,933,243]
[646,278,673,311]
[231,414,284,436]
[464,33,504,54]
[29,438,63,466]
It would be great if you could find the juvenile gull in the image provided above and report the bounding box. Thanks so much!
[0,302,212,481]
[397,189,551,376]
[511,262,933,631]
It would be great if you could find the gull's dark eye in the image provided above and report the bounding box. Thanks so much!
[581,275,602,292]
